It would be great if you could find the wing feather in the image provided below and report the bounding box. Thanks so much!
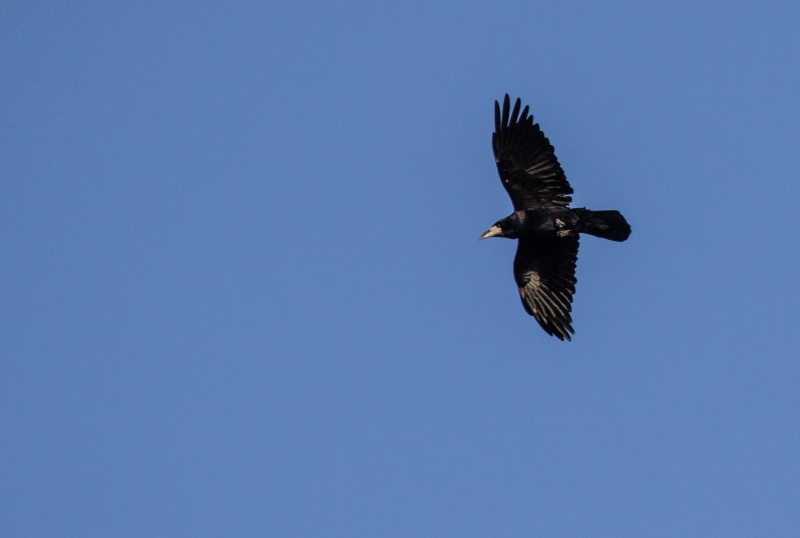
[514,235,579,341]
[492,94,573,210]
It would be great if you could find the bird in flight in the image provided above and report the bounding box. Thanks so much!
[480,94,631,341]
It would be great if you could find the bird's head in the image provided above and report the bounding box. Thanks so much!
[480,217,518,240]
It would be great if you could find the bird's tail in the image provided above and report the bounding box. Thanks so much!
[576,209,631,242]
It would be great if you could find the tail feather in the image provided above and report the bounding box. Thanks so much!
[576,209,631,242]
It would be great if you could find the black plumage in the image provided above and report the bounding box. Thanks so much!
[480,94,631,341]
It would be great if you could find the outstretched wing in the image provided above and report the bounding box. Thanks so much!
[514,235,579,341]
[492,94,573,211]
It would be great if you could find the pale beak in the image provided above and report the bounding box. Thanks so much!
[479,225,502,240]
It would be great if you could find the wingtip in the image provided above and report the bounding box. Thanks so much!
[497,94,529,128]
[548,324,574,342]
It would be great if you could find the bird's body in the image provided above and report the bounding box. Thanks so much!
[489,208,578,239]
[481,95,631,341]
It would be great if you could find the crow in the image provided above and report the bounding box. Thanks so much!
[480,95,631,341]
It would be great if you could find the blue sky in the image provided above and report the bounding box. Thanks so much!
[3,1,799,535]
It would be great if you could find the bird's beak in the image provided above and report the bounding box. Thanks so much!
[479,225,502,240]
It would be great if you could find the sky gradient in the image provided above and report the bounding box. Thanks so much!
[3,1,800,535]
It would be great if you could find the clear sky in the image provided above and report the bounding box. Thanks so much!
[3,1,800,536]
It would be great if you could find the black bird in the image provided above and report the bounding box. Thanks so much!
[480,95,631,341]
